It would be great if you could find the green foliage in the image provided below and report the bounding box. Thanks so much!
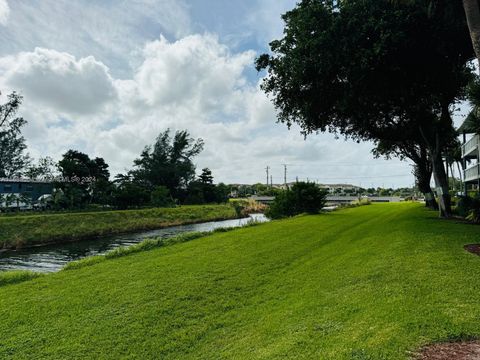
[57,150,112,208]
[256,0,473,217]
[466,207,480,223]
[112,177,150,209]
[2,204,480,358]
[24,156,56,181]
[131,129,204,200]
[0,204,237,250]
[463,196,480,223]
[0,92,30,177]
[150,186,174,207]
[231,200,246,217]
[456,196,476,218]
[185,169,230,204]
[266,182,327,219]
[455,195,480,223]
[253,183,282,196]
[214,183,231,203]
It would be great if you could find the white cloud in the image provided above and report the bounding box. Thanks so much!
[0,31,414,187]
[0,0,192,77]
[134,34,255,115]
[0,48,117,115]
[0,0,9,26]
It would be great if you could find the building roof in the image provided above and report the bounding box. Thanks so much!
[0,178,53,184]
[458,110,480,134]
[318,183,358,188]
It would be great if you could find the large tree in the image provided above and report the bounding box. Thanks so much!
[25,156,57,181]
[131,129,204,200]
[256,0,474,217]
[374,140,437,209]
[57,150,111,207]
[463,0,480,66]
[0,92,30,178]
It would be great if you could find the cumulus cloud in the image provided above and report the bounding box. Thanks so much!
[134,34,255,114]
[0,32,414,186]
[0,0,9,26]
[0,48,117,115]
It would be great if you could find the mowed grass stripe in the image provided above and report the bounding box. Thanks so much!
[0,203,480,359]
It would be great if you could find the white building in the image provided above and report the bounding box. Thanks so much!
[459,118,480,191]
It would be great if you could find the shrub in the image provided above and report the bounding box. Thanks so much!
[456,195,480,223]
[466,197,480,224]
[266,182,327,219]
[230,199,267,217]
[231,201,246,217]
[456,196,475,218]
[151,186,175,207]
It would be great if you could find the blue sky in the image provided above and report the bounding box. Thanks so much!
[0,0,430,187]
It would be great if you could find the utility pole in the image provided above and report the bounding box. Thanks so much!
[282,164,289,188]
[270,175,273,188]
[265,166,270,187]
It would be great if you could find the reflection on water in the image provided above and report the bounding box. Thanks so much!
[0,214,268,273]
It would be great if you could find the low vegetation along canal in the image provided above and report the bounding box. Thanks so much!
[0,214,268,273]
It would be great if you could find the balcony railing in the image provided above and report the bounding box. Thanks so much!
[462,134,480,157]
[464,163,480,183]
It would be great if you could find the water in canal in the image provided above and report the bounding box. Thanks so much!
[0,214,268,273]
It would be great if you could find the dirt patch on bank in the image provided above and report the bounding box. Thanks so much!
[464,244,480,256]
[414,341,480,359]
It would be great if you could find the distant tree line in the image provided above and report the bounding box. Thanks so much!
[0,93,231,210]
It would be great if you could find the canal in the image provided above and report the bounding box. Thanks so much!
[0,214,268,273]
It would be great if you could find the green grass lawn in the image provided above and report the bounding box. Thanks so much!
[0,204,237,250]
[1,203,480,359]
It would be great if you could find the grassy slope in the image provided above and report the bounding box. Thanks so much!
[1,203,480,359]
[0,204,237,249]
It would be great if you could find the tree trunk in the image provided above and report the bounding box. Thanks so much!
[431,150,452,217]
[463,0,480,67]
[415,163,438,210]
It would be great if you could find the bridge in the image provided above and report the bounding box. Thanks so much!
[249,195,404,205]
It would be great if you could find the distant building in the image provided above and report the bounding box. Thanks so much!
[318,183,361,194]
[459,118,480,192]
[0,178,54,208]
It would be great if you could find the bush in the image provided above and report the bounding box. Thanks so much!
[266,182,327,219]
[456,196,475,218]
[456,195,480,223]
[466,197,480,224]
[151,186,175,207]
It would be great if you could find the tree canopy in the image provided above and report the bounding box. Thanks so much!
[256,0,475,216]
[131,129,204,200]
[0,92,30,178]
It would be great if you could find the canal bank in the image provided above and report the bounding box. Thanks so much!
[0,204,239,251]
[0,214,268,273]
